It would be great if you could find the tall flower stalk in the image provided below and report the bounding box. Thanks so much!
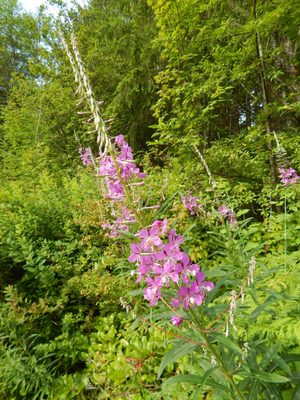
[60,31,110,155]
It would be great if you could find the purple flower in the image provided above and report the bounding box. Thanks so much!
[170,298,181,308]
[102,206,136,238]
[152,262,180,285]
[138,253,155,277]
[171,316,183,326]
[144,276,162,306]
[178,283,204,310]
[151,219,168,236]
[98,155,116,177]
[79,147,93,166]
[181,258,200,284]
[169,271,214,310]
[218,204,237,225]
[97,135,146,205]
[138,228,163,251]
[156,242,185,270]
[168,229,183,248]
[114,135,146,181]
[128,220,214,313]
[128,243,143,263]
[218,205,230,216]
[196,271,215,292]
[105,178,125,201]
[182,194,200,215]
[278,166,300,186]
[115,134,126,147]
[136,261,152,283]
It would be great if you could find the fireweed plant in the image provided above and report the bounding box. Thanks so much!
[61,30,298,400]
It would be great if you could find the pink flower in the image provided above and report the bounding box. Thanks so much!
[218,204,237,225]
[97,135,146,205]
[196,271,215,293]
[129,221,214,311]
[128,243,143,263]
[115,134,126,147]
[182,194,200,215]
[151,219,169,236]
[171,316,183,326]
[278,166,299,186]
[144,276,163,306]
[105,178,125,201]
[98,155,116,177]
[181,259,200,284]
[138,228,163,251]
[178,284,204,310]
[79,147,93,166]
[218,205,230,216]
[152,262,181,285]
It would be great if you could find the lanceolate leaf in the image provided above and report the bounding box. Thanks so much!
[213,334,243,356]
[254,371,291,383]
[162,373,205,385]
[163,367,218,387]
[157,341,199,378]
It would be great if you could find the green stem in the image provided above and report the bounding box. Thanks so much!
[189,309,246,400]
[284,193,287,269]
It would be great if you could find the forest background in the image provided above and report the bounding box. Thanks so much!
[0,0,299,399]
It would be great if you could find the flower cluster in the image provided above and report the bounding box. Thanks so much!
[278,166,299,186]
[97,134,146,202]
[79,147,93,166]
[182,194,201,215]
[96,135,145,237]
[128,220,214,325]
[218,204,237,225]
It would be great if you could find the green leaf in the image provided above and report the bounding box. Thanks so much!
[128,288,144,296]
[117,230,137,239]
[292,384,300,400]
[283,354,300,363]
[157,191,179,215]
[254,371,290,383]
[205,378,233,394]
[251,295,278,319]
[163,367,218,388]
[213,334,243,355]
[163,374,204,385]
[157,341,199,378]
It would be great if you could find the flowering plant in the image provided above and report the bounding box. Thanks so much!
[62,31,297,400]
[128,220,214,324]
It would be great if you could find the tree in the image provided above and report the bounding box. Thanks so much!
[0,0,39,109]
[74,0,159,149]
[148,0,300,189]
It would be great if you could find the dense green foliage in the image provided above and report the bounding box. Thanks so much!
[0,0,299,399]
